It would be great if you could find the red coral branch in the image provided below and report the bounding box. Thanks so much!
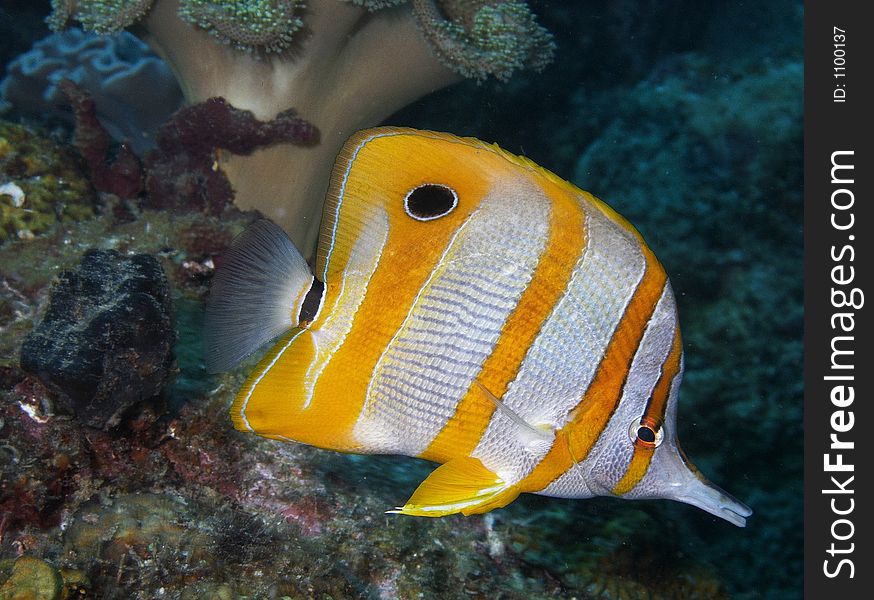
[143,97,318,214]
[59,79,144,199]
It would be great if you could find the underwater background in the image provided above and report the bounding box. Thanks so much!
[0,1,802,599]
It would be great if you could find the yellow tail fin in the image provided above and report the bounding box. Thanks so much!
[388,457,520,517]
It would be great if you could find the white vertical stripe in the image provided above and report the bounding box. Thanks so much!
[322,130,415,282]
[353,184,550,454]
[539,281,676,498]
[618,363,684,500]
[471,203,647,485]
[239,208,389,421]
[302,208,390,408]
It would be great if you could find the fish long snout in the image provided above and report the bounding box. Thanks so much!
[673,474,752,527]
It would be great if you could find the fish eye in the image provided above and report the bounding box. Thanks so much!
[628,419,664,448]
[404,184,458,221]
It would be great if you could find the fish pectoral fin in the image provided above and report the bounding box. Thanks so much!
[474,380,553,448]
[387,457,520,517]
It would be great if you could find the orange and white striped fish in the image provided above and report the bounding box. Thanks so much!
[205,127,752,526]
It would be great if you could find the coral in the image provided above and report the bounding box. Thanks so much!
[0,120,96,244]
[178,0,304,53]
[60,494,296,595]
[53,79,315,213]
[1,29,183,155]
[344,0,407,9]
[59,80,143,199]
[19,249,175,430]
[47,0,553,75]
[0,183,24,208]
[137,0,462,256]
[63,494,210,576]
[503,504,731,600]
[44,0,553,256]
[47,0,155,34]
[153,96,317,160]
[410,0,555,81]
[0,557,88,599]
[0,376,93,533]
[0,556,62,599]
[143,96,316,214]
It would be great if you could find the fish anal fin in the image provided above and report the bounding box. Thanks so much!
[388,457,520,517]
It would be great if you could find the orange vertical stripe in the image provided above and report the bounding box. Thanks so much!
[419,182,588,463]
[611,447,655,496]
[237,131,496,451]
[612,324,683,495]
[641,322,683,430]
[518,243,667,493]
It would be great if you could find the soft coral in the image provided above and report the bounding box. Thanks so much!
[141,0,460,256]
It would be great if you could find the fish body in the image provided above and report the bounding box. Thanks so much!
[205,127,752,526]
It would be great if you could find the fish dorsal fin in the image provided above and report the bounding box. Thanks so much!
[388,457,520,517]
[316,127,558,285]
[205,220,315,373]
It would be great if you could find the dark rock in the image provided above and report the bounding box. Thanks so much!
[19,249,174,429]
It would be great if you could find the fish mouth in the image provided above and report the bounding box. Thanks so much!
[675,475,753,527]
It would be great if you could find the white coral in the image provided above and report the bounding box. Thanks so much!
[0,182,26,208]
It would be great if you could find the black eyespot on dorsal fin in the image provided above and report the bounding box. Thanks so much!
[404,184,458,221]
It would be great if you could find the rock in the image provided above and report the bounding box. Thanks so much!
[19,249,174,429]
[0,556,62,600]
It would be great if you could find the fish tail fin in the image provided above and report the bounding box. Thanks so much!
[205,219,318,373]
[387,457,520,517]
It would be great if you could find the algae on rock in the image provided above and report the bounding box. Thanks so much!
[0,121,96,244]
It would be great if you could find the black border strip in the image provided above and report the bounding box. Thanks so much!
[804,1,872,595]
